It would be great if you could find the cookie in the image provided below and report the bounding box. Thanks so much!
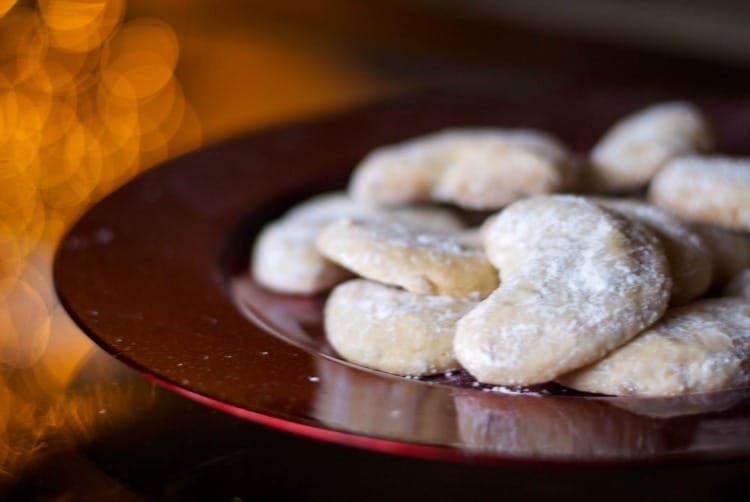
[650,155,750,232]
[251,192,463,294]
[558,298,750,396]
[595,198,712,305]
[324,279,476,375]
[432,130,572,209]
[457,195,671,385]
[349,128,572,209]
[589,102,713,192]
[252,218,353,294]
[349,129,484,205]
[316,218,498,298]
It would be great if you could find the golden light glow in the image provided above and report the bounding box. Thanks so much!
[0,8,48,86]
[43,0,124,53]
[1,0,387,485]
[0,278,51,369]
[101,18,178,100]
[0,0,17,17]
[39,0,108,31]
[167,101,202,157]
[0,0,201,481]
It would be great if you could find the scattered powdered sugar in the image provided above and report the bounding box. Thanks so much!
[316,218,498,298]
[251,115,750,398]
[350,128,571,210]
[650,155,750,232]
[251,191,463,294]
[456,195,671,386]
[663,155,750,184]
[558,298,750,396]
[486,385,543,396]
[324,279,476,376]
[594,197,712,305]
[590,102,712,191]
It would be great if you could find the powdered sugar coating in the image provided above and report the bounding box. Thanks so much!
[595,198,712,305]
[325,279,477,375]
[433,130,572,209]
[589,102,713,192]
[316,218,499,298]
[283,191,465,232]
[649,155,750,232]
[558,298,750,396]
[252,192,464,294]
[252,219,352,294]
[349,128,571,208]
[349,129,488,205]
[458,195,671,385]
[724,269,750,300]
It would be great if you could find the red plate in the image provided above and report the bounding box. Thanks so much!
[54,90,750,464]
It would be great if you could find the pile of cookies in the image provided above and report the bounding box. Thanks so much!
[252,102,750,397]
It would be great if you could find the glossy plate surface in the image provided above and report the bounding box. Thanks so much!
[55,90,750,464]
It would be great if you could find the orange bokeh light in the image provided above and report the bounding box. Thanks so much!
[0,278,51,369]
[0,0,17,17]
[1,1,201,479]
[43,0,124,53]
[101,18,178,101]
[138,76,182,136]
[39,0,108,31]
[0,8,48,86]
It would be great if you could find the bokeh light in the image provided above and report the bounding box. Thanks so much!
[101,18,178,100]
[0,0,17,17]
[40,0,124,53]
[1,0,385,487]
[0,8,48,87]
[0,0,201,480]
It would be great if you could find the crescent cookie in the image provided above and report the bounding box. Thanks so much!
[432,129,572,210]
[594,198,712,305]
[349,129,485,205]
[252,219,353,295]
[316,218,498,299]
[324,280,477,376]
[458,195,671,385]
[252,192,463,294]
[557,298,750,396]
[349,128,572,209]
[649,155,750,232]
[588,102,713,192]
